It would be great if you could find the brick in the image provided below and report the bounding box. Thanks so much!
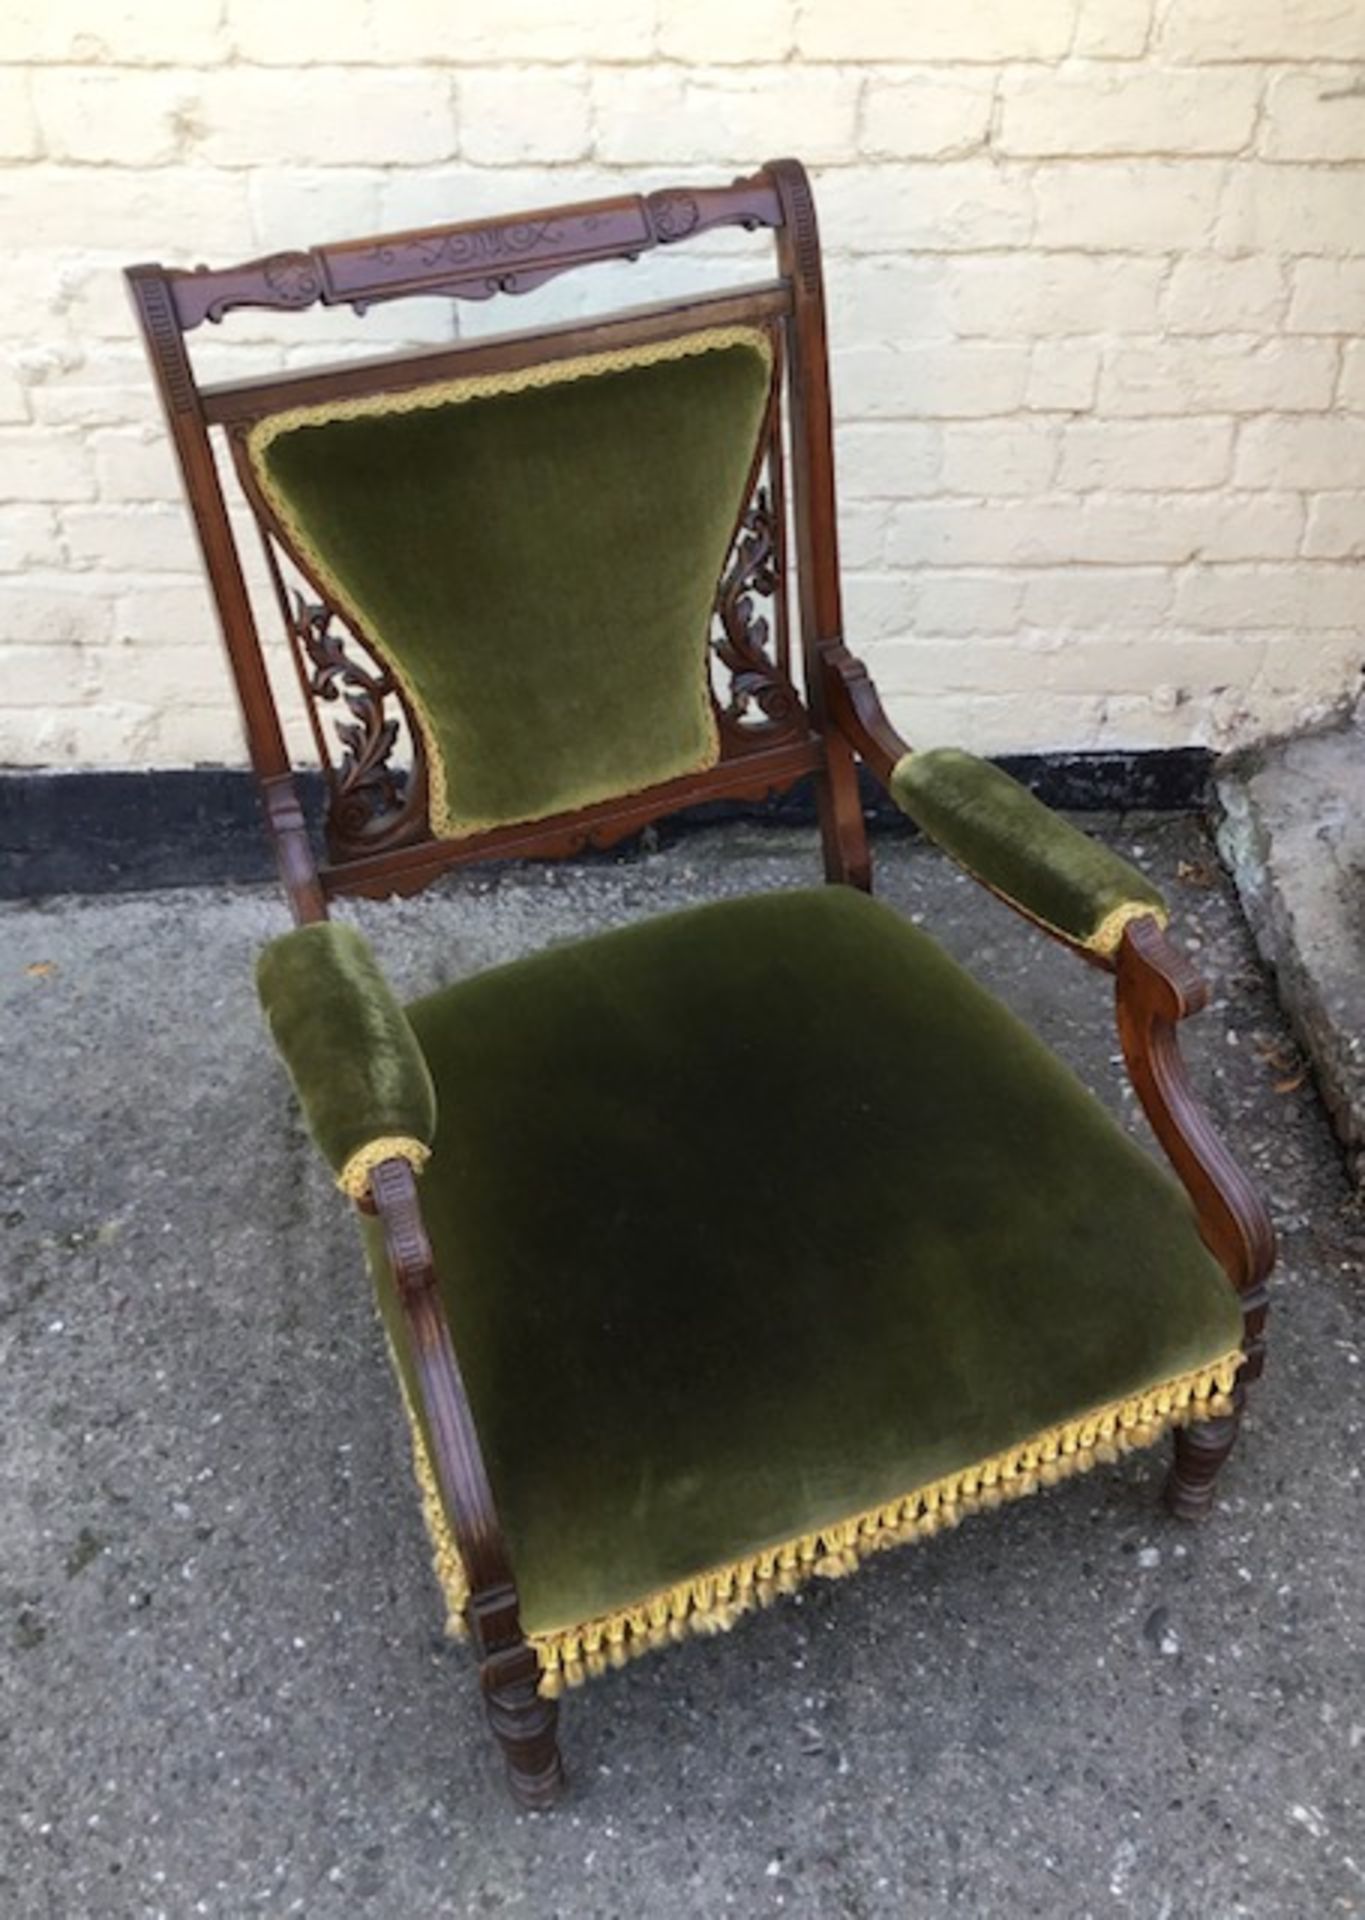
[882,632,1255,700]
[377,166,613,238]
[657,0,796,62]
[1337,339,1365,408]
[1100,338,1337,413]
[1261,69,1365,159]
[1174,564,1362,628]
[4,644,102,705]
[1159,0,1365,61]
[227,0,373,64]
[245,169,385,252]
[999,67,1259,157]
[591,69,861,167]
[0,506,63,572]
[32,383,156,431]
[1287,259,1365,332]
[191,70,455,169]
[153,705,249,764]
[826,259,953,344]
[59,261,143,342]
[458,69,592,165]
[833,343,1030,418]
[0,430,95,502]
[0,585,112,650]
[0,358,28,422]
[842,573,914,643]
[942,254,1166,337]
[814,165,1034,252]
[860,74,994,159]
[914,571,1025,635]
[1046,634,1259,697]
[1074,0,1152,57]
[798,0,1076,61]
[0,169,254,254]
[1058,418,1234,490]
[1217,165,1365,254]
[31,70,202,166]
[0,700,166,767]
[1022,567,1175,630]
[836,424,941,497]
[887,491,1304,567]
[62,506,199,574]
[1026,342,1102,411]
[1032,162,1224,250]
[941,421,1062,495]
[113,583,216,647]
[872,638,1056,697]
[1242,645,1363,740]
[0,68,36,159]
[86,638,230,708]
[0,0,224,63]
[1303,494,1365,558]
[1236,415,1365,487]
[92,430,180,503]
[1165,256,1286,334]
[835,502,890,570]
[370,0,655,63]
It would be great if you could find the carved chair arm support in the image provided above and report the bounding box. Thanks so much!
[369,1157,526,1630]
[1115,916,1275,1328]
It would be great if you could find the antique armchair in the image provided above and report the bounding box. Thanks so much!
[128,159,1273,1809]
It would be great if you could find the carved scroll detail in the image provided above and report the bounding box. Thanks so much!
[711,483,804,746]
[288,594,426,855]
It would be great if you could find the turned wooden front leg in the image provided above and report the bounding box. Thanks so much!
[1165,1409,1242,1522]
[480,1642,565,1810]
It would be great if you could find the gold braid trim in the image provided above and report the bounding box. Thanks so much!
[245,326,774,842]
[398,1347,1243,1697]
[336,1134,430,1201]
[1088,898,1170,958]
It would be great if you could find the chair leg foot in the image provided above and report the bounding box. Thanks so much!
[481,1644,566,1810]
[1164,1411,1240,1522]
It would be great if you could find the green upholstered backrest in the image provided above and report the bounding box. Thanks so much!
[245,329,774,841]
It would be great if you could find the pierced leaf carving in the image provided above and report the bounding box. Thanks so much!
[711,483,804,746]
[289,593,425,853]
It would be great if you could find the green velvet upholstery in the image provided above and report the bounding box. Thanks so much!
[890,748,1168,955]
[257,921,436,1182]
[245,330,773,840]
[360,886,1241,1641]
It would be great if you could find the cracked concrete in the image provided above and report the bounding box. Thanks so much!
[2,818,1363,1919]
[1218,715,1365,1182]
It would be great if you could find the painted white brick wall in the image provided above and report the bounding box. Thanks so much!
[1,0,1363,770]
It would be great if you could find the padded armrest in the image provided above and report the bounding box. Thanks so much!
[256,921,436,1199]
[889,748,1168,959]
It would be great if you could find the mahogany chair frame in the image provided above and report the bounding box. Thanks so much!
[128,159,1272,1808]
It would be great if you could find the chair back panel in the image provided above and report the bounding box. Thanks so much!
[127,160,863,919]
[242,328,772,841]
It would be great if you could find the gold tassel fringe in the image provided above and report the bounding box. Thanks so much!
[336,1134,430,1201]
[399,1348,1242,1697]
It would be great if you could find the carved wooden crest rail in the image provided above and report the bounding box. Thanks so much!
[168,177,783,329]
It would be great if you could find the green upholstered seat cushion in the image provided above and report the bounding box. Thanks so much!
[890,748,1168,956]
[360,886,1242,1641]
[256,920,436,1186]
[245,330,773,841]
